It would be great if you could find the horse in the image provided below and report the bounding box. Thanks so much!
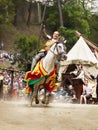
[24,40,67,106]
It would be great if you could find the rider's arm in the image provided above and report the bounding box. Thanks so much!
[42,25,51,40]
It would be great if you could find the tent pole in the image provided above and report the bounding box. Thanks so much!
[75,31,98,51]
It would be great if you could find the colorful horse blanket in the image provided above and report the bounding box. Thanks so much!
[24,59,57,92]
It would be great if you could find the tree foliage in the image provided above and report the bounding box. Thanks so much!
[14,35,39,70]
[45,0,98,49]
[58,26,78,51]
[0,0,98,70]
[0,0,15,24]
[89,14,98,44]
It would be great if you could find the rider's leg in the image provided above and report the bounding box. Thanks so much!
[31,52,45,71]
[31,57,37,71]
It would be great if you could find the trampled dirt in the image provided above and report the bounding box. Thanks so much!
[0,100,98,130]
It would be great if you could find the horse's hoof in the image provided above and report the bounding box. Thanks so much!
[42,100,45,104]
[35,99,39,104]
[45,100,49,105]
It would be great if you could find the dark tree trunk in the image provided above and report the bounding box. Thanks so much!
[57,0,63,26]
[27,1,33,26]
[13,6,18,26]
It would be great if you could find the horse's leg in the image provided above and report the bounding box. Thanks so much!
[35,77,46,104]
[29,86,35,106]
[30,92,34,106]
[33,84,39,104]
[41,84,46,104]
[35,86,39,104]
[29,85,39,106]
[45,91,51,104]
[41,75,51,105]
[41,76,48,104]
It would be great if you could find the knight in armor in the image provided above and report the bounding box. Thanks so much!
[31,30,60,71]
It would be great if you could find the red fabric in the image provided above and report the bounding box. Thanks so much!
[24,60,57,93]
[25,71,41,81]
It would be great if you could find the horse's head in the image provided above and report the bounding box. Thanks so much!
[51,41,67,61]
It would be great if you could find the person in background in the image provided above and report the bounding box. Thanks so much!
[67,85,77,100]
[80,79,93,104]
[70,64,85,82]
[0,71,4,99]
[3,81,8,101]
[96,75,98,102]
[92,48,98,59]
[31,31,60,71]
[89,73,98,103]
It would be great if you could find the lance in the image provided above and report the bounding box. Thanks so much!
[36,1,48,53]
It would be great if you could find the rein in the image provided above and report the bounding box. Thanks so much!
[49,48,58,56]
[49,43,59,56]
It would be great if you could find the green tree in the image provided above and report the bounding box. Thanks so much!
[45,0,95,49]
[12,0,20,25]
[14,34,39,71]
[89,14,98,45]
[62,0,92,35]
[0,0,15,24]
[59,26,78,51]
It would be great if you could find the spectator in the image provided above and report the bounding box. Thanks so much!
[89,73,98,103]
[92,48,98,59]
[80,79,93,104]
[3,81,8,101]
[67,85,77,100]
[70,64,85,82]
[12,78,19,99]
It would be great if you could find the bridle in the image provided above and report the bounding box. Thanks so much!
[49,42,66,58]
[49,46,58,56]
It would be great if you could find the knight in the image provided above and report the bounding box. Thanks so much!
[31,27,60,71]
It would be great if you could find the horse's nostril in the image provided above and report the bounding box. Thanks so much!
[64,55,67,60]
[63,54,67,60]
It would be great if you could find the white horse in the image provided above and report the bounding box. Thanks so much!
[24,41,67,106]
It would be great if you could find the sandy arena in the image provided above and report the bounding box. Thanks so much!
[0,100,98,130]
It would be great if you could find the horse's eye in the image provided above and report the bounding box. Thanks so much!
[58,45,62,49]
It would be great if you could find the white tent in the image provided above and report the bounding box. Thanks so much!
[61,36,98,66]
[58,36,98,81]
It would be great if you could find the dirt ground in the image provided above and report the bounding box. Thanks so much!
[0,100,98,130]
